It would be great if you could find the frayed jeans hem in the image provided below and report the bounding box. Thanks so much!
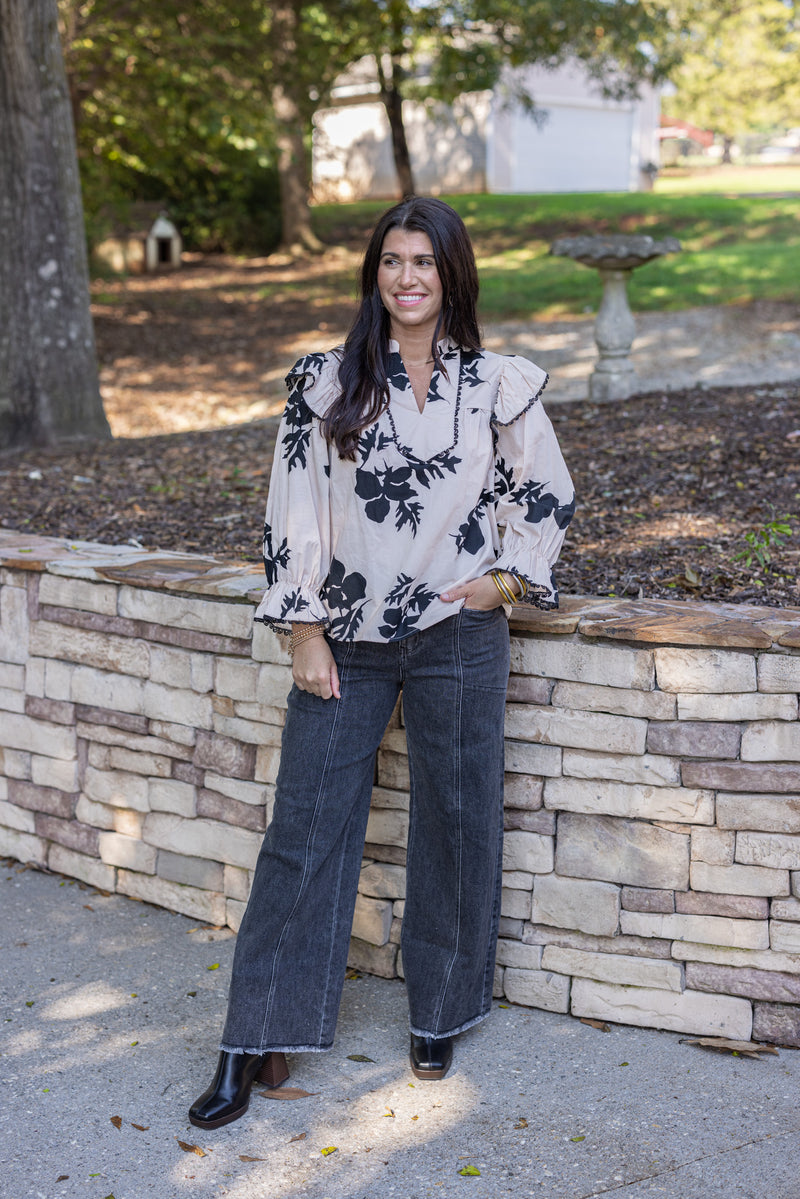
[409,1006,491,1040]
[219,1041,334,1055]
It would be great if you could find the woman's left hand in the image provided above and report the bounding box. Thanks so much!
[440,573,507,611]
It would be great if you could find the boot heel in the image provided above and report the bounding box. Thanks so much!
[256,1051,289,1088]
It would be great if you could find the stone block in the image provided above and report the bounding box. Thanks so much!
[751,1002,800,1047]
[8,779,77,819]
[211,712,274,745]
[542,946,684,992]
[118,586,253,639]
[365,807,409,849]
[347,936,398,979]
[82,767,151,812]
[117,868,226,924]
[25,696,75,725]
[98,832,157,873]
[0,661,25,690]
[562,750,681,787]
[254,745,281,785]
[76,705,149,734]
[226,899,247,932]
[504,740,562,777]
[545,777,713,825]
[214,657,259,701]
[619,909,769,949]
[691,828,735,866]
[88,743,172,779]
[49,844,115,890]
[504,809,555,833]
[503,966,570,1012]
[194,732,256,780]
[38,573,117,614]
[25,658,45,699]
[678,692,798,722]
[503,831,553,874]
[771,921,800,953]
[621,887,675,914]
[77,722,193,763]
[570,978,752,1039]
[43,659,73,702]
[498,917,525,940]
[149,720,196,747]
[142,682,213,730]
[223,863,251,901]
[717,794,800,834]
[149,645,213,693]
[0,584,29,664]
[377,750,409,791]
[75,796,143,837]
[0,688,25,714]
[363,843,406,866]
[506,675,553,704]
[502,888,533,919]
[552,681,676,721]
[682,762,800,793]
[143,811,261,869]
[495,940,543,970]
[505,705,647,755]
[2,749,31,779]
[675,892,768,919]
[509,637,654,690]
[671,941,800,974]
[503,870,534,890]
[234,701,285,727]
[35,813,99,856]
[68,666,145,714]
[503,773,544,810]
[0,800,36,833]
[30,755,80,793]
[493,964,505,998]
[686,961,800,1002]
[3,712,77,761]
[370,786,410,811]
[157,849,225,892]
[532,873,620,936]
[771,897,800,922]
[741,722,800,763]
[197,788,266,832]
[147,778,196,817]
[251,622,291,665]
[256,664,294,709]
[757,655,800,694]
[30,620,150,677]
[0,825,46,865]
[736,831,800,871]
[654,648,756,694]
[359,862,406,900]
[203,775,270,809]
[690,861,789,897]
[556,812,690,890]
[646,722,742,759]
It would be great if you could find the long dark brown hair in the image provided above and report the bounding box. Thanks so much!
[321,197,481,460]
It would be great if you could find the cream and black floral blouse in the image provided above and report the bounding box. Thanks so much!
[254,338,575,642]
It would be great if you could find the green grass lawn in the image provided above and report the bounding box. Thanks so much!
[312,187,800,319]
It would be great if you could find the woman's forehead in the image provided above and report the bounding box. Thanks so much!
[380,228,434,257]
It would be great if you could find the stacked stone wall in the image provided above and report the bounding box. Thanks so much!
[2,530,800,1046]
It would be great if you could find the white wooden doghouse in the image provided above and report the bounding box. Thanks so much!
[95,203,183,274]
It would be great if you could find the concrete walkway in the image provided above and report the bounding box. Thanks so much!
[3,863,800,1199]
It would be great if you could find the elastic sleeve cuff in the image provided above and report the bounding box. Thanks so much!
[495,553,560,610]
[253,583,329,634]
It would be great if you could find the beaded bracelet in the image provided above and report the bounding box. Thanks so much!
[288,623,326,655]
[490,570,520,605]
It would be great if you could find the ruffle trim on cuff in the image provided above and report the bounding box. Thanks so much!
[500,558,560,611]
[253,583,329,635]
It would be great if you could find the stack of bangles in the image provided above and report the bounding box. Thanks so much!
[288,622,326,655]
[490,570,522,604]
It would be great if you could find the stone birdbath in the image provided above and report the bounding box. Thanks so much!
[550,234,681,402]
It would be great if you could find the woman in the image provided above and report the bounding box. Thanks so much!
[189,197,574,1130]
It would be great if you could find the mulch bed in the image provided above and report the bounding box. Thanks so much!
[2,379,799,608]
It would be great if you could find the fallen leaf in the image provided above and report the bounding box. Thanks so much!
[383,1108,395,1118]
[458,1165,481,1176]
[289,1133,307,1143]
[56,1176,69,1183]
[131,1123,149,1131]
[321,1146,338,1156]
[570,1135,586,1142]
[411,1115,419,1121]
[580,1018,610,1031]
[257,1087,319,1101]
[83,904,94,911]
[345,969,362,979]
[513,1117,528,1130]
[239,1155,268,1162]
[207,963,220,971]
[346,1054,375,1063]
[680,1037,779,1059]
[176,1139,207,1157]
[186,991,197,997]
[110,1115,122,1130]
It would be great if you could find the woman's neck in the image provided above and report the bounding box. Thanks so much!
[391,326,437,366]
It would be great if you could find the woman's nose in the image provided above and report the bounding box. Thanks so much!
[399,260,417,286]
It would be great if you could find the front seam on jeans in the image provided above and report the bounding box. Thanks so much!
[256,643,355,1049]
[430,610,465,1033]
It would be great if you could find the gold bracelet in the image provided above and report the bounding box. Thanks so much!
[490,570,518,604]
[288,623,326,655]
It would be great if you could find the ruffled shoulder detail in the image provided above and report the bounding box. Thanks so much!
[493,355,549,427]
[285,347,344,418]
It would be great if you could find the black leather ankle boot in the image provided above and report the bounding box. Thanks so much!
[409,1034,453,1080]
[189,1050,289,1129]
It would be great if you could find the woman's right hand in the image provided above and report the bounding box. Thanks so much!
[292,635,341,700]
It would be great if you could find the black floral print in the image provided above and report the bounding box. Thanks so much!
[453,487,494,555]
[378,574,437,641]
[354,463,423,534]
[280,389,315,473]
[513,478,576,529]
[263,520,290,586]
[322,558,368,639]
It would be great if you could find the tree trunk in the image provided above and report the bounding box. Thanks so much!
[272,82,323,255]
[0,0,109,448]
[721,136,734,164]
[377,53,415,197]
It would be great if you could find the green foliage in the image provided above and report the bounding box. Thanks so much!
[735,513,794,570]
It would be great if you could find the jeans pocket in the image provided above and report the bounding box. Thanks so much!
[462,605,502,618]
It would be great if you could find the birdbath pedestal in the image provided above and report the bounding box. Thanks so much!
[551,234,681,402]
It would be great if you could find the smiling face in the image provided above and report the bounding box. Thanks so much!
[377,229,444,342]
